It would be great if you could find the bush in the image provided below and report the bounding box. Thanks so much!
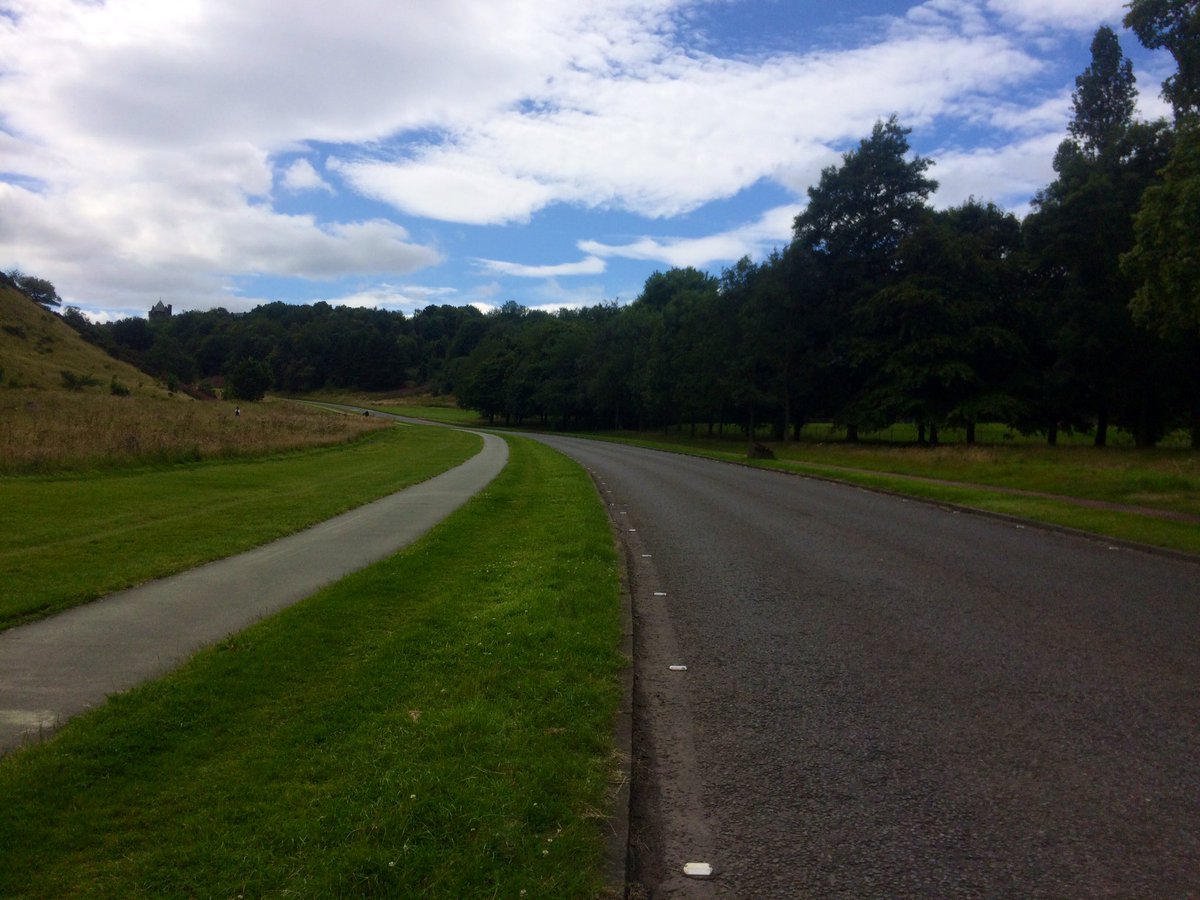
[61,370,101,391]
[225,358,272,401]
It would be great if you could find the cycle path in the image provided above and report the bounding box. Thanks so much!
[0,425,508,754]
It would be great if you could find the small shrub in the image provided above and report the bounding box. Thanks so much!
[2,324,25,339]
[60,370,101,391]
[110,376,131,397]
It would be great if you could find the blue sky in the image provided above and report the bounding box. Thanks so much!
[0,0,1173,322]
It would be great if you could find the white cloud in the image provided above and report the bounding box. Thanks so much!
[581,204,799,270]
[332,27,1041,225]
[318,284,452,312]
[281,159,334,194]
[333,156,557,225]
[0,0,673,151]
[930,130,1065,213]
[985,0,1127,31]
[0,174,440,312]
[475,256,607,278]
[0,0,1149,312]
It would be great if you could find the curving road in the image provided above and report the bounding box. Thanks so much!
[530,434,1200,898]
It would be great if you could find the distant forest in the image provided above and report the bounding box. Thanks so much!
[57,17,1200,447]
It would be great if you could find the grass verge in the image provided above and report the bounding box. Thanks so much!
[0,394,393,474]
[298,390,484,427]
[0,424,480,629]
[0,435,624,898]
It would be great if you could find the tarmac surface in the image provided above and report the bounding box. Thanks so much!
[0,424,507,754]
[530,434,1200,898]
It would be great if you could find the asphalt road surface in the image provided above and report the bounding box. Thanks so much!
[530,434,1200,898]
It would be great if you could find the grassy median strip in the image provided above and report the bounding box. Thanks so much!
[0,435,624,898]
[0,424,480,629]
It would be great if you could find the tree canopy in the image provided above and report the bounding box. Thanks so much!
[5,270,61,308]
[60,48,1200,449]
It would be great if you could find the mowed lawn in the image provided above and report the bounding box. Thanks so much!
[0,424,480,628]
[0,436,624,897]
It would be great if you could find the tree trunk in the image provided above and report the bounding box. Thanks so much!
[929,423,939,446]
[1135,396,1157,449]
[965,422,976,445]
[846,423,859,443]
[917,423,927,445]
[782,383,792,444]
[1094,406,1108,448]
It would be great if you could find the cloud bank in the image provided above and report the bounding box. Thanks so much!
[0,0,1161,316]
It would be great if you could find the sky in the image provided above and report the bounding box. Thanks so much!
[0,0,1175,323]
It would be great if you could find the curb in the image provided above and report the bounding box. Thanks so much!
[592,468,635,899]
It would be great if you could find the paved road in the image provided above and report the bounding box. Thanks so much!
[0,426,507,754]
[531,435,1200,898]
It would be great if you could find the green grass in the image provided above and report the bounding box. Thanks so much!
[584,431,1200,557]
[383,404,485,425]
[0,424,480,629]
[296,390,485,426]
[791,420,1195,448]
[0,436,624,898]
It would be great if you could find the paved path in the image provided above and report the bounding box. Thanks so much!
[0,426,507,754]
[530,434,1200,898]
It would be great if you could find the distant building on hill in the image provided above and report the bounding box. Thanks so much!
[149,300,172,321]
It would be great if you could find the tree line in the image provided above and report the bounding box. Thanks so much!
[54,8,1200,445]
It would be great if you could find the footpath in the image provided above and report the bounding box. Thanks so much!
[0,423,507,754]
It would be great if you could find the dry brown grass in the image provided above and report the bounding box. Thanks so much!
[0,392,391,474]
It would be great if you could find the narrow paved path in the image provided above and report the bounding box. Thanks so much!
[0,427,507,754]
[531,434,1200,898]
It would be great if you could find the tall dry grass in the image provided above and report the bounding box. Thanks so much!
[0,392,390,474]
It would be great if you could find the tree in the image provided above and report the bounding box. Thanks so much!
[1024,28,1173,446]
[793,117,937,274]
[1124,125,1200,337]
[5,270,61,308]
[792,117,937,438]
[853,201,1028,443]
[1124,0,1200,121]
[225,358,272,401]
[1069,26,1137,156]
[1122,1,1200,343]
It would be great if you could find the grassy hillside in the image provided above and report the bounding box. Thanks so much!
[0,288,399,474]
[0,285,173,398]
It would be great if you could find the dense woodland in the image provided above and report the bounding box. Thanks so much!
[41,10,1200,447]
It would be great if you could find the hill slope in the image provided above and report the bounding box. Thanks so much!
[0,286,174,398]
